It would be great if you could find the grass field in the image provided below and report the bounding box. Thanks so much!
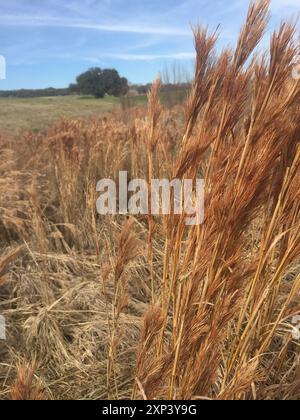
[0,92,188,134]
[0,95,121,134]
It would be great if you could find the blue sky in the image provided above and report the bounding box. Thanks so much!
[0,0,299,89]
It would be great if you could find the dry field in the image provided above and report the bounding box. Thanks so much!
[0,95,120,134]
[0,0,299,400]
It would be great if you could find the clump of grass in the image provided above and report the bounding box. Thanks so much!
[9,362,46,400]
[135,0,300,400]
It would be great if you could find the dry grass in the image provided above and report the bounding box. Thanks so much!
[0,0,299,400]
[0,95,120,134]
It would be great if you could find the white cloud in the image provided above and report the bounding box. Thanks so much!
[98,52,196,60]
[0,14,191,36]
[51,52,196,62]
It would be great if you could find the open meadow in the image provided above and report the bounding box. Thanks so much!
[0,95,121,134]
[0,0,299,401]
[0,92,185,134]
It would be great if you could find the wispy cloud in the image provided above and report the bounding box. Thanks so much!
[48,52,196,62]
[97,52,196,61]
[0,14,191,36]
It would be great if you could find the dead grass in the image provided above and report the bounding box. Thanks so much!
[0,0,299,400]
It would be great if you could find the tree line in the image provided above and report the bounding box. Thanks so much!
[0,68,128,99]
[0,87,71,98]
[0,67,191,99]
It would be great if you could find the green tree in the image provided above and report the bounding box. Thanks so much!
[70,68,129,98]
